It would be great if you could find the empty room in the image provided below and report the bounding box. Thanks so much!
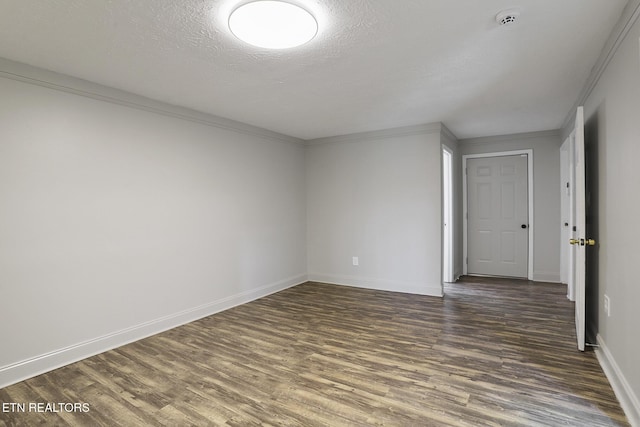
[1,0,639,425]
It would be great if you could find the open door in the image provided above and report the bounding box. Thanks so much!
[570,106,594,352]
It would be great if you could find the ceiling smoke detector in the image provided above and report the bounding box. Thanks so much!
[496,10,520,26]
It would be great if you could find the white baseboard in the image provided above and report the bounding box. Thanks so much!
[0,274,307,389]
[595,334,640,427]
[532,271,561,283]
[308,273,443,297]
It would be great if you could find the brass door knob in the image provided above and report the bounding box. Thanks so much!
[569,238,597,246]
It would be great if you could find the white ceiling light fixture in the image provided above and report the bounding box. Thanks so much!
[228,1,318,49]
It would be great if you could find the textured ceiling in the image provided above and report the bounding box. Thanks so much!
[0,0,629,140]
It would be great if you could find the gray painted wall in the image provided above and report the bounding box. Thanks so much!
[306,126,444,296]
[566,5,640,423]
[0,67,308,387]
[459,131,563,283]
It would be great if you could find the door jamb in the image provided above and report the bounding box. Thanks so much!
[442,146,454,283]
[462,150,534,280]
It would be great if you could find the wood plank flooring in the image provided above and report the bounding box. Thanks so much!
[0,277,629,426]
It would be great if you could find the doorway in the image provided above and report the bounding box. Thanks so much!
[463,150,534,280]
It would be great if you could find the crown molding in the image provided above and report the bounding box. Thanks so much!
[440,123,458,144]
[459,129,561,145]
[561,0,640,132]
[0,57,303,146]
[304,122,444,146]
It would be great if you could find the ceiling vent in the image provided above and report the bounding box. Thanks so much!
[496,10,520,26]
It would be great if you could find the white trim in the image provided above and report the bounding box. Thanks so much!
[442,146,454,283]
[0,57,302,146]
[305,123,443,146]
[531,271,561,283]
[561,0,640,134]
[460,130,561,145]
[440,123,459,144]
[308,273,443,297]
[0,274,307,389]
[595,334,640,427]
[462,150,534,280]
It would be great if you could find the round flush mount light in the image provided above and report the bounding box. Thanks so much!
[229,1,318,49]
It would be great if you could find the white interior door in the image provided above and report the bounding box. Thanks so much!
[562,135,579,302]
[467,155,528,278]
[573,106,587,352]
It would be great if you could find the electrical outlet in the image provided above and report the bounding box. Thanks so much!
[352,256,359,266]
[604,295,611,317]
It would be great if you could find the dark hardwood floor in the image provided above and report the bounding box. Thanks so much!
[0,277,629,426]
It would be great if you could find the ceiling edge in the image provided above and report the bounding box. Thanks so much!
[459,129,562,145]
[0,57,303,146]
[304,123,444,146]
[561,0,640,133]
[440,124,458,144]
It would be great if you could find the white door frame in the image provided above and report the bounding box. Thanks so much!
[442,146,454,283]
[463,150,534,280]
